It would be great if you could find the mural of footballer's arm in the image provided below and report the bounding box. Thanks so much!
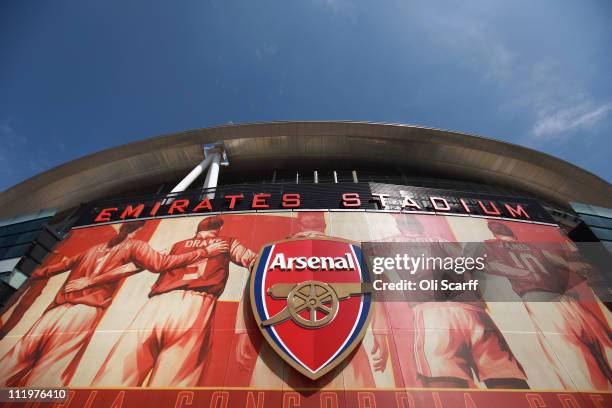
[562,240,597,277]
[232,240,259,370]
[63,262,141,293]
[541,250,571,269]
[235,290,258,371]
[370,300,390,372]
[29,252,83,280]
[567,260,594,277]
[130,239,217,273]
[63,241,225,292]
[544,247,594,277]
[229,239,258,271]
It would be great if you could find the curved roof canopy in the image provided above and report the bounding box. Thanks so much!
[1,121,610,219]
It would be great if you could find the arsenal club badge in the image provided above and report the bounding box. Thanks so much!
[250,237,373,380]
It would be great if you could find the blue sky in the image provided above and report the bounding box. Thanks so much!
[1,0,611,192]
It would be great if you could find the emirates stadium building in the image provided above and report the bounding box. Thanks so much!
[0,121,610,407]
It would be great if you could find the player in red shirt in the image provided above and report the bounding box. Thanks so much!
[93,215,257,387]
[380,215,527,389]
[0,221,212,387]
[483,221,611,389]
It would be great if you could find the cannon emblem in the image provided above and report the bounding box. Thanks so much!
[262,280,371,328]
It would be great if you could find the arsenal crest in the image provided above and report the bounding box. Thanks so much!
[250,237,373,380]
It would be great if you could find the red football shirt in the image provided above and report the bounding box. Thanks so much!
[483,239,576,296]
[149,236,256,297]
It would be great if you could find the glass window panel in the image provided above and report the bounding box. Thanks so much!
[0,230,40,248]
[591,205,612,219]
[0,243,31,261]
[580,214,612,229]
[571,202,592,214]
[0,218,50,238]
[591,227,612,241]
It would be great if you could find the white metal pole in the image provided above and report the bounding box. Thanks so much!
[170,154,215,194]
[203,152,221,199]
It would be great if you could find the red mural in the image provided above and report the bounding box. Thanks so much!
[0,212,609,408]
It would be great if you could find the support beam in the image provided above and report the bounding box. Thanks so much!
[169,154,216,195]
[203,152,221,199]
[166,143,228,203]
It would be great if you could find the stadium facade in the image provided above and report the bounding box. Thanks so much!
[0,121,610,407]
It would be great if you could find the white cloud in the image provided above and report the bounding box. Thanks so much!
[407,3,609,145]
[531,102,612,142]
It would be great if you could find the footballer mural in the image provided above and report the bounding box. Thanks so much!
[0,212,609,407]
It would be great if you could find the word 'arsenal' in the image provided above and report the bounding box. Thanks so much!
[269,252,356,271]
